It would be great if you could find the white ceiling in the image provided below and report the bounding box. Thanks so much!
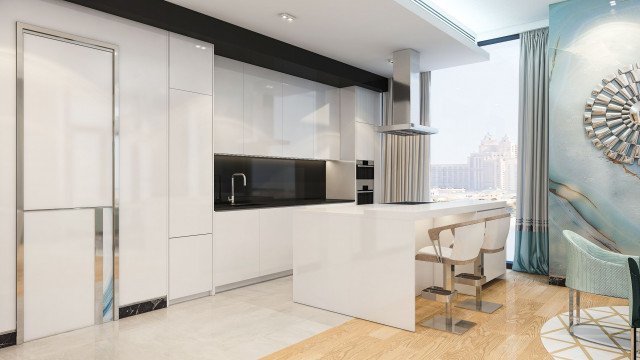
[429,0,563,41]
[167,0,489,77]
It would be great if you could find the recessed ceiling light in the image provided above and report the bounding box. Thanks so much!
[279,12,296,22]
[610,0,616,6]
[195,44,207,50]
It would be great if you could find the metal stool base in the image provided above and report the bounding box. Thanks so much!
[455,299,502,314]
[421,315,476,334]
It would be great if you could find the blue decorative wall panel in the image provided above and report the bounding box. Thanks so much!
[549,0,640,277]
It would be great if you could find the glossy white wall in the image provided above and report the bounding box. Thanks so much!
[0,0,169,330]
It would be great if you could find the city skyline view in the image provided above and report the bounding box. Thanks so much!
[429,40,520,165]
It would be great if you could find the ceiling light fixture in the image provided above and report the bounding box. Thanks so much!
[279,12,296,22]
[387,58,394,64]
[195,44,207,50]
[610,0,616,6]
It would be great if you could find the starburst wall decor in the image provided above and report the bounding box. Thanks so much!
[584,63,640,164]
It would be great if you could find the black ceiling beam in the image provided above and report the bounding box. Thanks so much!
[63,0,388,92]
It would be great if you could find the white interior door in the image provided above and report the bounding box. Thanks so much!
[20,29,114,342]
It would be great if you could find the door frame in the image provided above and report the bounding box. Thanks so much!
[16,22,120,344]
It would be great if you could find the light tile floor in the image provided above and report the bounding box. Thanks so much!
[0,276,351,360]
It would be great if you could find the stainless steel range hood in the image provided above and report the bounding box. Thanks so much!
[378,49,438,136]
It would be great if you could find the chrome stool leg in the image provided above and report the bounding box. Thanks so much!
[421,264,476,335]
[455,255,502,314]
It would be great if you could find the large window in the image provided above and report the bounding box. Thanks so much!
[429,39,520,261]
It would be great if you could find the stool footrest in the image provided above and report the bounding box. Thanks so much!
[455,273,486,286]
[422,286,457,303]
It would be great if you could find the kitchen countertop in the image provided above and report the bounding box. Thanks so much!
[296,199,507,220]
[214,198,354,212]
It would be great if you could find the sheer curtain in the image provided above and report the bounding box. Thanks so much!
[382,72,431,202]
[512,28,549,275]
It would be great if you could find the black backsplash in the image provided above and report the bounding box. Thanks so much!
[214,156,326,205]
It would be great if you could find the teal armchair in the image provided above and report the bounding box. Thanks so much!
[563,230,639,334]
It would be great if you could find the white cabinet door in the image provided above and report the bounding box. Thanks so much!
[283,75,315,158]
[214,210,260,286]
[259,208,293,275]
[243,64,283,157]
[169,33,213,95]
[315,83,341,160]
[356,88,382,126]
[214,56,244,154]
[23,33,113,210]
[24,210,95,341]
[355,122,377,161]
[169,234,213,301]
[169,89,213,238]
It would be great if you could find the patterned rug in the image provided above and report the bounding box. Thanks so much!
[540,306,632,359]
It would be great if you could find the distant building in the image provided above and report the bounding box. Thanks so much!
[431,134,518,192]
[430,164,469,189]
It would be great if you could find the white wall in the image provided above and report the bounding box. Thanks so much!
[0,0,169,332]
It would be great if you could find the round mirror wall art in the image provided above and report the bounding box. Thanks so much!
[584,64,640,164]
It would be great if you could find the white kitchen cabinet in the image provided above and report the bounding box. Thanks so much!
[283,75,315,158]
[259,208,293,275]
[214,210,260,286]
[243,64,283,157]
[169,234,213,301]
[315,83,341,160]
[214,56,244,154]
[169,33,213,95]
[355,121,378,162]
[356,87,382,126]
[169,89,213,238]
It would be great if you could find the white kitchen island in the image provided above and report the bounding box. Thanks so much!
[292,200,508,332]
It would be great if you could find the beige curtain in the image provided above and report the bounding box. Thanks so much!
[382,72,431,202]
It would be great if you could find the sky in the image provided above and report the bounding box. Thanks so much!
[429,39,520,164]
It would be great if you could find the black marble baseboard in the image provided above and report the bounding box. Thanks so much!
[119,297,167,319]
[0,331,17,349]
[549,276,566,287]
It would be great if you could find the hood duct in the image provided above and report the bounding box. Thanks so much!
[378,49,438,136]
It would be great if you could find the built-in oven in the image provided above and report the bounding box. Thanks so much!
[356,160,374,205]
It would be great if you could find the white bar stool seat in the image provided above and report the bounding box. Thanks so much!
[455,213,511,314]
[416,220,486,335]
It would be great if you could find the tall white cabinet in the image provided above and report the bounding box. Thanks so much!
[168,33,213,302]
[340,86,382,162]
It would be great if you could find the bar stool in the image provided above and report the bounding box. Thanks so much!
[416,220,486,334]
[455,213,511,314]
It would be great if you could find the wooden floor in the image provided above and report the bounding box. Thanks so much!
[264,271,628,359]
